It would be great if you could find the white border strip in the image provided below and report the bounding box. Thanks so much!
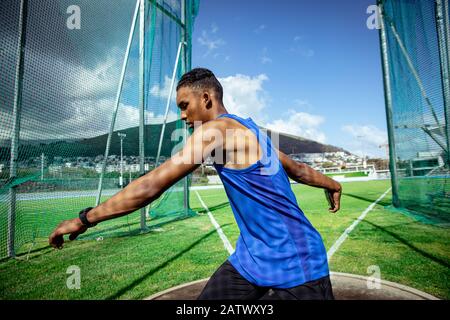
[195,191,234,255]
[327,188,392,260]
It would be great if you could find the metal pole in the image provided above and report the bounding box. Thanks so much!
[139,0,148,231]
[155,41,185,167]
[41,153,44,181]
[445,0,450,164]
[445,0,450,56]
[378,1,401,207]
[120,138,123,187]
[436,0,450,165]
[118,133,126,188]
[144,1,162,217]
[96,0,140,205]
[8,0,28,259]
[181,0,190,215]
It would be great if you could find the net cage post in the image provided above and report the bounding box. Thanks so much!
[181,0,190,215]
[8,0,29,259]
[96,0,140,206]
[139,0,148,232]
[436,0,450,166]
[155,41,186,167]
[378,0,401,207]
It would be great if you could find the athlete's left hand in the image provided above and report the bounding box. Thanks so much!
[328,184,342,213]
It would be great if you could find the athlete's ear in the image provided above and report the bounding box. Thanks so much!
[203,91,212,110]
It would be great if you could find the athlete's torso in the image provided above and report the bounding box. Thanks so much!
[212,113,329,288]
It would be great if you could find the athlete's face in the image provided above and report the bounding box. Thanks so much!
[176,86,212,129]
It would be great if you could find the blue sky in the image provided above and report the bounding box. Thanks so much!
[191,0,389,158]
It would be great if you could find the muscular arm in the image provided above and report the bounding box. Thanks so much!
[49,121,223,248]
[83,157,199,225]
[277,150,342,213]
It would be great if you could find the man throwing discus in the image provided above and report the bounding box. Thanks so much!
[49,68,342,300]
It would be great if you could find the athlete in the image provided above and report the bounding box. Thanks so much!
[49,68,342,300]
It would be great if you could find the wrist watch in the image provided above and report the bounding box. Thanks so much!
[78,207,97,228]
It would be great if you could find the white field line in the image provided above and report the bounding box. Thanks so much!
[327,188,392,261]
[195,191,235,255]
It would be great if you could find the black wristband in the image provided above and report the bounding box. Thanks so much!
[79,207,97,228]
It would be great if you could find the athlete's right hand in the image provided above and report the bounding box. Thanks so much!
[49,218,88,249]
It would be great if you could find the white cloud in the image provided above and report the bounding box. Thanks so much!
[293,99,314,111]
[341,125,388,158]
[211,23,218,34]
[218,74,269,123]
[342,125,388,146]
[260,47,272,64]
[254,24,266,34]
[212,52,231,62]
[197,26,226,57]
[266,110,326,143]
[146,110,179,125]
[290,36,315,58]
[218,74,328,144]
[291,47,315,58]
[69,49,123,99]
[150,75,176,102]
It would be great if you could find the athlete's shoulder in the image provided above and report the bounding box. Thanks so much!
[196,117,231,133]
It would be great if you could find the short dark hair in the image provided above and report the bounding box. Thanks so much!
[177,68,223,100]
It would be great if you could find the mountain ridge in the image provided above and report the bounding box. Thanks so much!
[0,122,351,161]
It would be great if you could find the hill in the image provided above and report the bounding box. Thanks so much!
[0,122,350,161]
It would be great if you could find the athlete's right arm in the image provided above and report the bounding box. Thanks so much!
[49,121,224,249]
[277,150,342,213]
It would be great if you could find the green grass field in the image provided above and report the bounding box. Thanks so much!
[0,179,449,299]
[325,171,369,178]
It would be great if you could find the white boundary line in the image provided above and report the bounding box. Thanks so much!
[195,190,235,255]
[327,188,392,261]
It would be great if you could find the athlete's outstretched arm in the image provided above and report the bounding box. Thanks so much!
[49,122,223,249]
[277,150,342,213]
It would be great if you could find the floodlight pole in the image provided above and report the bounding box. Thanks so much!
[96,0,140,206]
[139,0,148,232]
[378,1,400,207]
[436,0,450,166]
[7,0,28,259]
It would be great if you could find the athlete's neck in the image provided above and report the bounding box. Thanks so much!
[209,104,229,121]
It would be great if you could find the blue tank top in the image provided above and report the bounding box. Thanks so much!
[213,114,329,288]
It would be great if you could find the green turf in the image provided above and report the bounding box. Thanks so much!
[325,172,369,178]
[0,179,449,299]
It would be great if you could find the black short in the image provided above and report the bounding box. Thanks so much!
[197,260,335,300]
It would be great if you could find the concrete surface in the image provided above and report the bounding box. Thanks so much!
[145,272,439,300]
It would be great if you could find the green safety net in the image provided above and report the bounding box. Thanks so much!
[379,0,450,224]
[0,0,200,259]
